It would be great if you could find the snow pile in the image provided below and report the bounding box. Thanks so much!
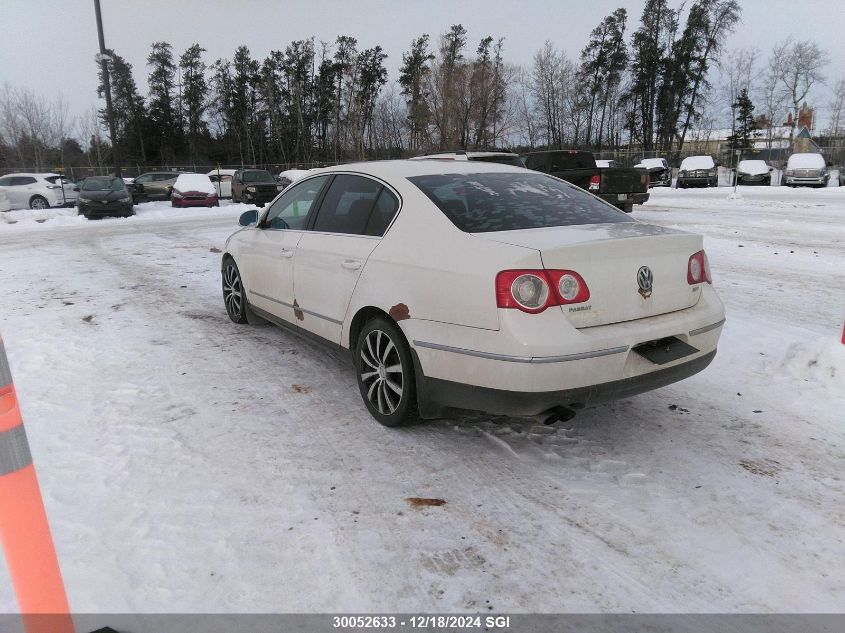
[635,158,666,169]
[173,173,217,194]
[737,160,769,175]
[786,153,825,170]
[0,200,249,230]
[680,155,715,170]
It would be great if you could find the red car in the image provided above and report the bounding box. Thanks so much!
[171,174,220,207]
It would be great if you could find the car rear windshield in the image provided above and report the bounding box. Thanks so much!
[408,172,632,233]
[82,177,126,192]
[242,170,274,182]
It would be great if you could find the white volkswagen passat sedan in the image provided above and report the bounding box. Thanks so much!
[221,161,725,426]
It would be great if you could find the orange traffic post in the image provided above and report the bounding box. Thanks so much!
[0,335,74,633]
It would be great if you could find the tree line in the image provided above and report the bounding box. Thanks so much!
[1,0,842,173]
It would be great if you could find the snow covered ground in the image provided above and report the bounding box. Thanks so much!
[0,188,843,613]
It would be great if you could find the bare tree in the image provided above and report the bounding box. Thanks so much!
[826,78,845,136]
[771,38,827,145]
[718,47,759,128]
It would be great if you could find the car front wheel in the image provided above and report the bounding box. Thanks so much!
[356,317,416,426]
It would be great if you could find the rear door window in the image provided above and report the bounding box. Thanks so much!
[550,153,594,170]
[409,172,632,232]
[312,175,381,235]
[365,188,400,236]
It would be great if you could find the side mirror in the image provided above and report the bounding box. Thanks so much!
[239,209,260,227]
[72,186,80,192]
[769,167,774,172]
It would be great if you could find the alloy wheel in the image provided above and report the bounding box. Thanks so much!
[360,329,404,415]
[31,197,47,209]
[223,263,243,319]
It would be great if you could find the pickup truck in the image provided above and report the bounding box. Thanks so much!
[521,150,649,212]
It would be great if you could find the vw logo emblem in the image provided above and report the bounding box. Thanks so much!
[637,266,653,298]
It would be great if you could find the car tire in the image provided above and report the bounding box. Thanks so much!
[222,258,249,324]
[29,196,48,210]
[355,316,417,427]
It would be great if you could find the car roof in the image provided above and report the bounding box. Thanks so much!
[306,159,529,180]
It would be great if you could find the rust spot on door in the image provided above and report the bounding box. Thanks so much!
[406,497,446,509]
[389,303,410,321]
[293,299,304,321]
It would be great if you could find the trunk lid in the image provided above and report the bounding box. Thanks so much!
[477,222,703,328]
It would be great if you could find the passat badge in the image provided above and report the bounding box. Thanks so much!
[637,266,653,299]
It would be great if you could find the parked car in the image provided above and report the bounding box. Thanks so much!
[130,171,181,202]
[734,160,773,186]
[207,169,237,198]
[634,158,672,187]
[595,159,618,168]
[171,173,219,207]
[278,168,313,189]
[522,150,649,212]
[0,187,10,212]
[782,153,829,187]
[0,172,77,209]
[221,161,724,427]
[411,150,526,167]
[231,169,284,206]
[75,176,134,219]
[676,156,718,188]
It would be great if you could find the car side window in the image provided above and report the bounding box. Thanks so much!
[12,177,36,186]
[135,174,152,184]
[312,175,381,235]
[364,188,400,236]
[264,175,329,230]
[0,176,12,186]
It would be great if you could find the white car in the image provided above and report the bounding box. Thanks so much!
[207,169,237,198]
[0,172,78,209]
[595,159,617,168]
[782,153,829,187]
[221,161,725,426]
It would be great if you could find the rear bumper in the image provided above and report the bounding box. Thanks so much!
[405,285,725,418]
[598,192,649,206]
[415,349,716,417]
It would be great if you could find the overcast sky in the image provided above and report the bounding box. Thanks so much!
[3,0,843,127]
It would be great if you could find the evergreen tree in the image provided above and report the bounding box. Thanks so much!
[578,8,628,148]
[399,34,434,152]
[726,88,757,150]
[96,49,147,163]
[356,46,388,157]
[147,41,180,163]
[179,44,208,163]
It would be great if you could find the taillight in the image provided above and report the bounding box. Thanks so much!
[496,269,590,313]
[642,172,650,187]
[588,174,600,192]
[687,250,712,284]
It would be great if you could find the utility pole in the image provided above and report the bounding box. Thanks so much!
[94,0,121,177]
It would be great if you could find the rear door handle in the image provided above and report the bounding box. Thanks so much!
[280,248,294,258]
[341,260,362,270]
